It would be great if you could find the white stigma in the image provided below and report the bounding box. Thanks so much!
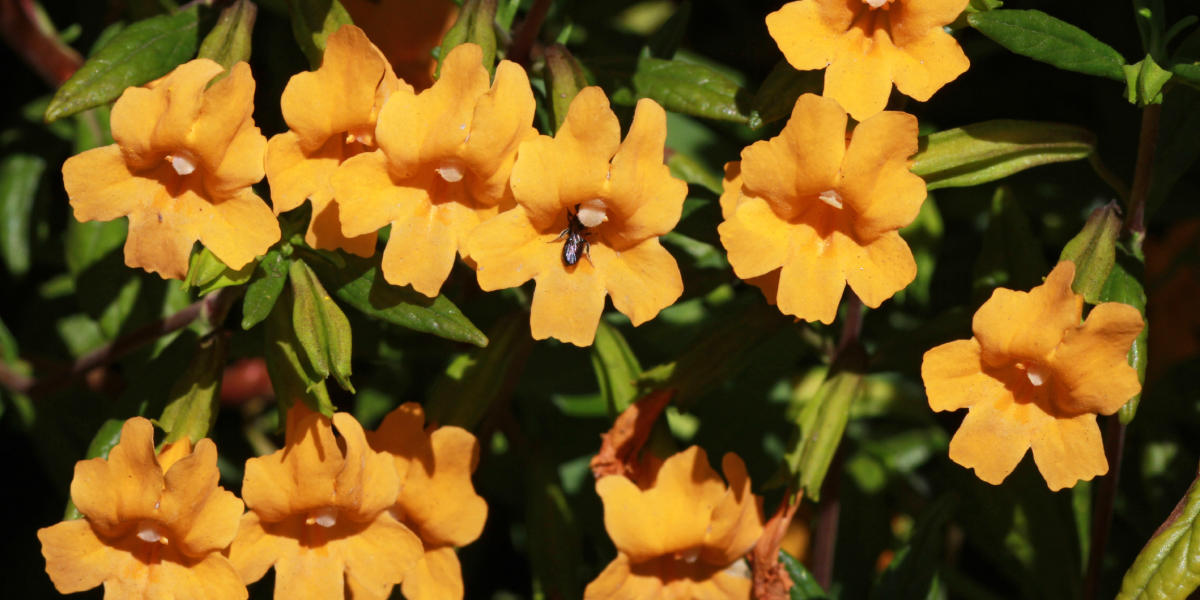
[436,161,465,183]
[311,507,338,528]
[1026,363,1048,387]
[136,521,165,543]
[677,548,701,564]
[865,0,887,7]
[818,189,844,209]
[169,152,197,176]
[576,198,609,228]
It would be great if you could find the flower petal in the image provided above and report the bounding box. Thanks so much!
[836,229,916,308]
[273,546,346,600]
[839,110,924,239]
[824,28,895,121]
[776,225,846,324]
[332,514,424,595]
[583,553,664,600]
[922,339,1011,413]
[462,59,538,204]
[227,512,299,585]
[766,0,856,70]
[718,161,743,220]
[1029,413,1107,491]
[890,28,970,102]
[62,145,143,222]
[400,547,465,600]
[190,62,260,182]
[719,196,791,280]
[973,262,1081,363]
[947,399,1038,486]
[195,189,280,271]
[71,417,162,536]
[109,86,166,170]
[122,183,202,280]
[396,426,487,547]
[159,439,244,557]
[333,412,401,519]
[1051,301,1144,415]
[595,238,682,327]
[891,0,970,47]
[334,150,408,236]
[38,520,120,594]
[368,402,427,485]
[144,59,227,156]
[702,453,764,566]
[604,99,688,249]
[145,551,247,600]
[243,411,342,521]
[530,258,608,346]
[466,209,553,291]
[379,197,462,297]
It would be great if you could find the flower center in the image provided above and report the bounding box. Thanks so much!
[674,547,701,563]
[818,189,844,210]
[576,198,609,228]
[167,151,198,176]
[136,520,168,544]
[1025,362,1050,387]
[862,0,891,7]
[436,160,466,183]
[344,127,374,147]
[308,507,339,528]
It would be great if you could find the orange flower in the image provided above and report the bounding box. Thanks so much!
[921,261,1144,491]
[466,87,688,346]
[718,93,925,324]
[228,406,423,599]
[766,0,970,120]
[341,0,458,90]
[333,43,537,297]
[362,403,487,600]
[38,418,246,599]
[265,25,408,257]
[585,446,763,599]
[62,59,279,279]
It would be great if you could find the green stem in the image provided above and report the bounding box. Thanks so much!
[507,0,553,67]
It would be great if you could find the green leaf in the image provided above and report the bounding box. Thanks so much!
[667,152,722,195]
[45,6,201,123]
[64,418,128,520]
[1100,248,1147,424]
[645,0,690,59]
[299,249,488,347]
[1124,54,1174,105]
[289,259,354,392]
[263,287,334,416]
[912,120,1095,191]
[288,0,353,68]
[0,154,46,277]
[159,334,227,444]
[750,60,823,129]
[545,44,589,131]
[780,549,829,599]
[184,248,255,295]
[785,366,864,501]
[241,249,289,330]
[436,0,497,78]
[590,321,642,415]
[1058,202,1122,303]
[65,218,127,276]
[972,186,1047,302]
[968,10,1127,82]
[425,312,533,430]
[1116,465,1200,599]
[631,55,751,124]
[197,0,257,70]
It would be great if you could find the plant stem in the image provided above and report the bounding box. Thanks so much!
[1124,103,1162,243]
[507,0,552,67]
[1083,416,1126,600]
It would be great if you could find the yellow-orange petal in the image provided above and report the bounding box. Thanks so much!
[144,552,248,600]
[461,59,538,205]
[70,418,161,537]
[332,412,401,519]
[1029,413,1107,491]
[597,446,727,562]
[921,339,1011,413]
[227,512,299,585]
[740,94,846,220]
[191,62,262,186]
[718,161,743,221]
[467,209,553,291]
[1052,302,1144,415]
[380,199,463,297]
[890,28,970,102]
[824,28,895,121]
[194,188,280,271]
[719,196,791,280]
[108,86,165,170]
[273,547,345,600]
[157,440,243,557]
[583,553,665,600]
[368,402,426,484]
[890,0,970,47]
[242,412,341,521]
[947,399,1038,486]
[530,258,608,346]
[603,98,688,249]
[330,513,424,593]
[594,238,683,327]
[839,110,924,239]
[702,453,764,567]
[266,132,333,214]
[396,426,487,547]
[63,145,146,222]
[776,225,846,324]
[38,520,118,594]
[836,230,917,308]
[973,262,1082,363]
[765,0,850,71]
[142,59,228,156]
[400,547,465,600]
[123,191,199,280]
[334,150,410,236]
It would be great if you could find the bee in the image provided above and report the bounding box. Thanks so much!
[552,205,592,266]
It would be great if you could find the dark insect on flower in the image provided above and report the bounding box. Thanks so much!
[552,206,591,267]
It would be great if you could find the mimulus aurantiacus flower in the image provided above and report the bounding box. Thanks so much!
[62,59,279,279]
[921,261,1144,491]
[585,446,763,599]
[228,405,423,599]
[38,418,246,599]
[265,25,408,256]
[363,403,488,600]
[333,42,537,297]
[718,93,925,324]
[766,0,970,120]
[466,87,688,346]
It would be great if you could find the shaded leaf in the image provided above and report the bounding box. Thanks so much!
[159,334,227,444]
[968,10,1126,82]
[785,366,864,501]
[241,249,289,330]
[437,0,497,78]
[1117,465,1200,599]
[197,0,257,70]
[591,321,642,415]
[0,154,46,277]
[1059,202,1121,303]
[425,312,532,430]
[288,0,353,68]
[1101,248,1147,424]
[780,550,829,599]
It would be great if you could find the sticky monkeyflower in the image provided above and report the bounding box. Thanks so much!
[467,87,689,346]
[333,42,537,297]
[228,405,424,599]
[921,261,1144,491]
[265,25,409,256]
[341,0,457,90]
[718,93,925,324]
[766,0,970,120]
[62,59,279,280]
[38,418,246,599]
[585,446,764,599]
[362,403,487,600]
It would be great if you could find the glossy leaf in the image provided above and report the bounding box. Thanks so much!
[1117,465,1200,599]
[968,10,1127,82]
[780,549,828,599]
[159,334,227,444]
[912,120,1095,191]
[263,287,334,416]
[197,0,257,70]
[45,6,200,123]
[426,313,532,430]
[631,55,751,124]
[785,367,863,501]
[288,0,353,68]
[289,259,354,392]
[241,249,289,330]
[591,321,642,415]
[0,154,45,277]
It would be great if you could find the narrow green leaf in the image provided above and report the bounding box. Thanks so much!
[591,321,642,415]
[299,249,488,347]
[1059,202,1122,303]
[968,10,1127,82]
[632,56,751,124]
[786,367,863,501]
[1100,249,1147,424]
[64,418,128,520]
[159,334,227,444]
[242,249,290,330]
[263,287,334,416]
[425,313,532,430]
[780,550,829,599]
[912,120,1095,190]
[0,154,46,277]
[289,259,354,392]
[667,152,722,196]
[45,6,201,122]
[288,0,353,68]
[436,0,497,77]
[65,218,127,276]
[197,0,257,70]
[545,44,589,131]
[1117,465,1200,599]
